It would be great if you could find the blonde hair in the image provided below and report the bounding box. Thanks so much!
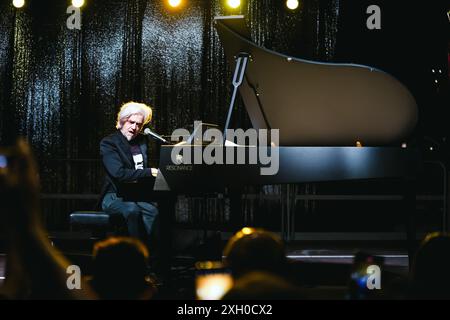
[116,101,153,129]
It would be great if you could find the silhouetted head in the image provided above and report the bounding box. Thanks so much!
[223,228,287,279]
[411,232,450,299]
[90,236,155,299]
[0,138,43,233]
[222,271,304,300]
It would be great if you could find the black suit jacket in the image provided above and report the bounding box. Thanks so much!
[99,130,152,199]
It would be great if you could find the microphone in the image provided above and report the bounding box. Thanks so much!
[143,128,169,144]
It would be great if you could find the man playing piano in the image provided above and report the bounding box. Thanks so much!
[99,101,158,245]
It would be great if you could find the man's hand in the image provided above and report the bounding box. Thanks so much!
[151,168,158,177]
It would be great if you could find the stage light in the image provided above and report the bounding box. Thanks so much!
[12,0,25,8]
[241,227,253,235]
[168,0,182,8]
[226,0,241,9]
[286,0,299,10]
[72,0,85,8]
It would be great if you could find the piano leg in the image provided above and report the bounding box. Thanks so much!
[281,184,297,242]
[229,188,244,232]
[403,177,418,271]
[280,185,289,242]
[153,194,176,284]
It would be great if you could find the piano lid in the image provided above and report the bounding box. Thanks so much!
[214,16,418,146]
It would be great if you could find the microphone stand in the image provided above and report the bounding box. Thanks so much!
[144,128,171,145]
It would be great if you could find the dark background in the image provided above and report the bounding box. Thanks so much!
[0,0,448,232]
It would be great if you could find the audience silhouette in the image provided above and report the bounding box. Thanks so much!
[0,139,94,299]
[89,236,158,300]
[410,232,450,299]
[221,227,304,300]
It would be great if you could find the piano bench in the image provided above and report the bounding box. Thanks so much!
[69,211,126,238]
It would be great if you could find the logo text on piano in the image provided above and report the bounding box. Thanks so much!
[169,121,279,176]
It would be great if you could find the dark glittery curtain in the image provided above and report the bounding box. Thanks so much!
[246,0,339,61]
[0,0,340,230]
